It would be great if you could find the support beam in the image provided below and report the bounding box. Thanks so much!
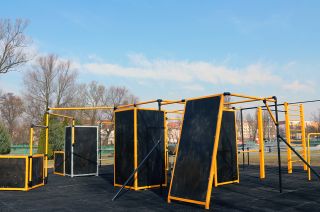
[45,113,49,183]
[257,107,265,179]
[284,102,292,174]
[274,97,282,193]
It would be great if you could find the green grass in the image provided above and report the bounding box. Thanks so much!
[238,150,320,166]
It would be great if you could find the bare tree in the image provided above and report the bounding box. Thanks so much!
[312,109,320,133]
[262,110,276,141]
[104,86,139,120]
[168,119,182,144]
[23,54,77,121]
[84,81,106,125]
[0,93,24,137]
[0,19,30,74]
[246,112,258,141]
[55,60,77,107]
[103,86,138,144]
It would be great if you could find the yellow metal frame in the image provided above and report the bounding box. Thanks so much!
[133,108,138,189]
[214,108,240,187]
[0,154,45,191]
[53,151,65,176]
[28,154,45,190]
[45,113,49,180]
[285,103,307,174]
[114,107,167,190]
[284,102,292,173]
[167,93,276,209]
[0,155,29,191]
[300,104,307,170]
[49,106,114,110]
[257,107,265,179]
[167,94,224,210]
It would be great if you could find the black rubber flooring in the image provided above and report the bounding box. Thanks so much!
[0,165,320,211]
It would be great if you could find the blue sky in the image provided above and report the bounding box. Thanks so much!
[1,0,320,115]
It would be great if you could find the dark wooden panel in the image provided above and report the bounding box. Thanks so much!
[0,157,26,188]
[170,96,221,202]
[137,110,165,187]
[114,110,134,186]
[217,111,238,183]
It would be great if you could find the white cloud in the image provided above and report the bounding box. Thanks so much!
[282,80,315,93]
[82,54,281,86]
[181,84,205,91]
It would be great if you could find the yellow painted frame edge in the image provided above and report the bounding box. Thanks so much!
[205,94,224,209]
[53,151,65,176]
[215,108,240,186]
[0,156,29,191]
[167,94,224,210]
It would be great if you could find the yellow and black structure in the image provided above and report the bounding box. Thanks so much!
[114,107,167,190]
[167,93,277,209]
[238,106,266,179]
[53,151,65,176]
[65,125,99,177]
[49,113,73,176]
[215,108,239,186]
[0,124,46,191]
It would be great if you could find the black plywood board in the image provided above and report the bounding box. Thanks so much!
[65,127,71,175]
[114,110,134,186]
[54,153,64,174]
[31,156,44,186]
[0,158,26,188]
[170,96,221,202]
[73,127,98,175]
[216,110,238,184]
[137,110,165,187]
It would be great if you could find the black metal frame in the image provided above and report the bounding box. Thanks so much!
[239,97,320,193]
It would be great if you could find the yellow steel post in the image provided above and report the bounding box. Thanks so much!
[284,102,292,174]
[29,127,34,183]
[257,107,265,179]
[72,119,75,145]
[205,95,224,210]
[133,108,138,190]
[29,127,34,156]
[45,113,49,180]
[300,104,307,171]
[307,134,312,181]
[164,112,168,172]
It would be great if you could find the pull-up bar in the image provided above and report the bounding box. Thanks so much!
[49,113,74,120]
[240,99,320,111]
[48,106,114,111]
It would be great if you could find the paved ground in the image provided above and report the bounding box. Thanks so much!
[0,165,320,211]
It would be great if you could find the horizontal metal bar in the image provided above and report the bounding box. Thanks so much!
[31,124,47,129]
[49,113,74,119]
[241,99,320,111]
[238,150,259,153]
[225,98,262,105]
[228,93,275,102]
[49,106,114,110]
[161,100,185,106]
[117,99,159,109]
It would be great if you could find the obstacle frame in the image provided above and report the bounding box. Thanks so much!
[167,93,277,209]
[214,108,240,187]
[0,125,46,191]
[53,151,65,176]
[113,107,168,190]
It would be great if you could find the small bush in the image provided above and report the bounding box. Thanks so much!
[0,124,11,154]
